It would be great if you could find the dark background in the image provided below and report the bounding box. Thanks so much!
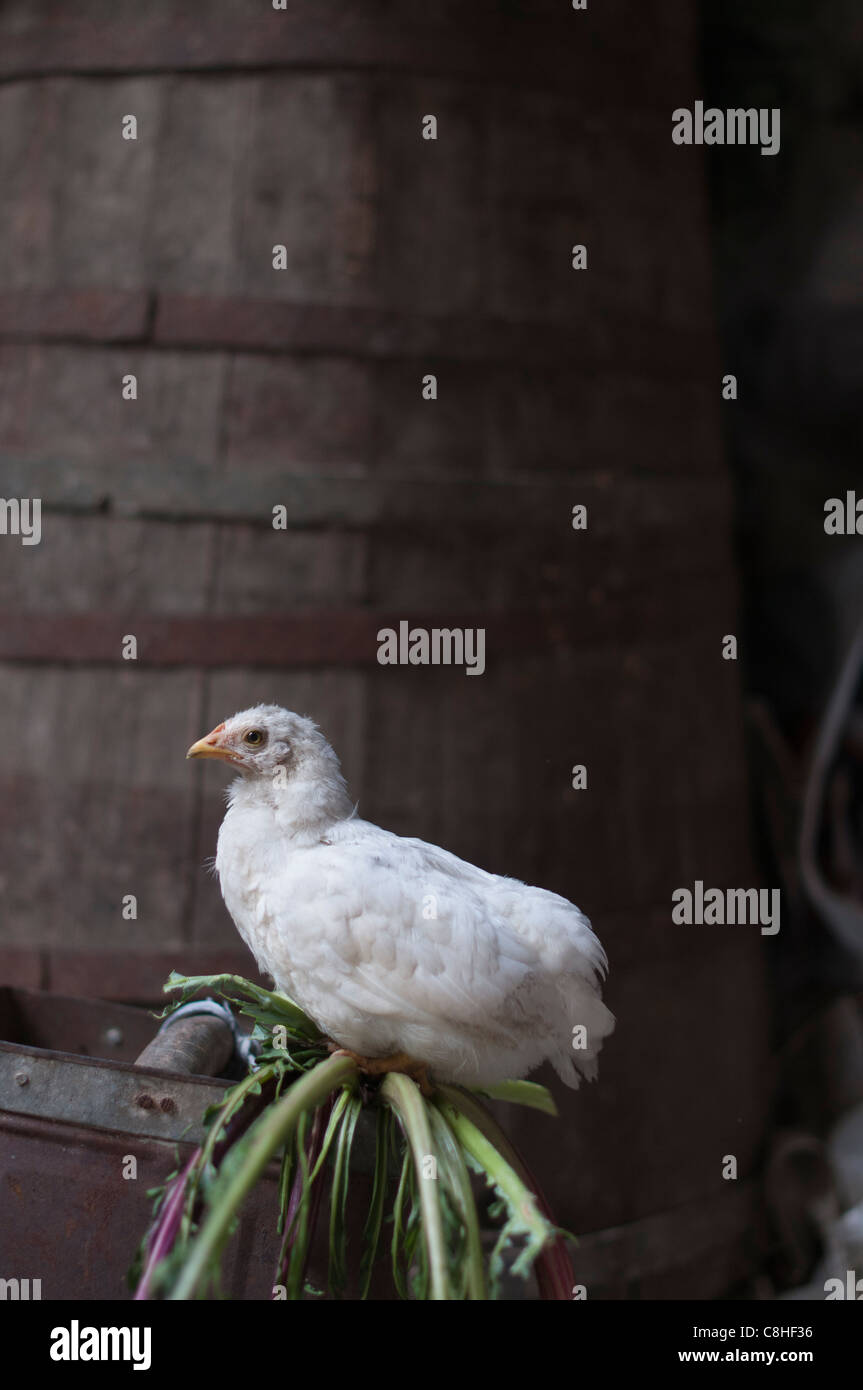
[0,1,860,1298]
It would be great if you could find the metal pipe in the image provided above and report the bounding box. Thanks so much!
[134,1013,235,1078]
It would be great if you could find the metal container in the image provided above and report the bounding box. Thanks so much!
[0,987,285,1300]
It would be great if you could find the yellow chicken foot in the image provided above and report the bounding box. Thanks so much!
[325,1040,435,1096]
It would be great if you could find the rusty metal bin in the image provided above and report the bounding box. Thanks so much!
[0,986,286,1300]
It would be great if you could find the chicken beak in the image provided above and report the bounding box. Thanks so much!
[186,724,237,763]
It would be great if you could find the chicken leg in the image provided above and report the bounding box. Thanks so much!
[326,1040,435,1096]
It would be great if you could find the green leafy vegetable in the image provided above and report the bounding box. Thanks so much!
[132,971,575,1301]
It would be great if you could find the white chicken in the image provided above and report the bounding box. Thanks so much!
[187,705,614,1092]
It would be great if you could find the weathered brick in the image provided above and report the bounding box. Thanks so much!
[56,78,162,292]
[236,75,378,308]
[0,668,202,949]
[0,344,224,511]
[0,81,66,291]
[149,77,253,294]
[0,515,213,614]
[486,367,721,477]
[486,88,591,206]
[371,359,487,479]
[373,79,484,318]
[210,525,367,612]
[223,353,371,479]
[489,200,596,325]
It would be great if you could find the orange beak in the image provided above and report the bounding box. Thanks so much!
[186,722,241,764]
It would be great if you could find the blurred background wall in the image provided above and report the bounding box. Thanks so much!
[704,0,863,729]
[0,1,787,1296]
[699,1,863,1296]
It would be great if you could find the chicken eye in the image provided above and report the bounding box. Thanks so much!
[243,729,266,747]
